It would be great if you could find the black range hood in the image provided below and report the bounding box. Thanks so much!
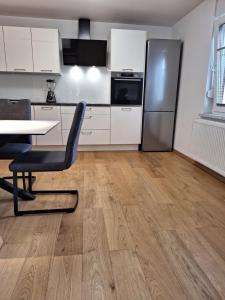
[62,18,107,67]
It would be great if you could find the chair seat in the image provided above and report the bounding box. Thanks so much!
[9,151,66,172]
[0,143,32,160]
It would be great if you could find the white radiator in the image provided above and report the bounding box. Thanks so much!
[191,118,225,177]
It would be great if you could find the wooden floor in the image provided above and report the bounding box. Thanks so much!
[1,152,225,299]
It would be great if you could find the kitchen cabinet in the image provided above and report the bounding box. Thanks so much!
[79,130,110,145]
[31,104,142,147]
[3,26,33,72]
[0,27,6,71]
[31,106,37,145]
[85,107,110,115]
[61,106,111,145]
[34,105,62,145]
[109,29,146,72]
[111,106,142,144]
[31,28,60,73]
[62,114,110,131]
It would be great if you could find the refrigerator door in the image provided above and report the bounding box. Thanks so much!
[144,39,181,112]
[142,112,175,151]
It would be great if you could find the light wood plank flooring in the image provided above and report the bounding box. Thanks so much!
[0,151,225,300]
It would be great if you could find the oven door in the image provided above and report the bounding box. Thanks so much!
[111,77,143,106]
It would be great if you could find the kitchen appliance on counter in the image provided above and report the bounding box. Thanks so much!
[141,39,182,151]
[111,72,143,106]
[46,79,56,104]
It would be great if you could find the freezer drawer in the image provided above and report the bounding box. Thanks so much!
[142,112,175,151]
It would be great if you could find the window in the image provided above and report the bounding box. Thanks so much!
[209,2,225,113]
[216,22,225,105]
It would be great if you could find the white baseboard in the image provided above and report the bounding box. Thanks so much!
[78,145,139,151]
[33,145,139,152]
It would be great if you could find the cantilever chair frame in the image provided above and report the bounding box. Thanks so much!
[10,101,86,216]
[13,171,79,216]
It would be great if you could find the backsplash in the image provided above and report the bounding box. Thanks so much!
[0,65,110,104]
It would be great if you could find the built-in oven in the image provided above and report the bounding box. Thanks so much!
[111,72,144,106]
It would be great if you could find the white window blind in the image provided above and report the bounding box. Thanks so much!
[216,23,225,104]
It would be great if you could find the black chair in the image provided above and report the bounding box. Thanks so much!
[9,101,86,216]
[0,99,32,156]
[0,99,33,192]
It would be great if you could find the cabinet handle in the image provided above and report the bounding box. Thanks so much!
[81,131,92,135]
[86,107,92,111]
[114,78,141,82]
[84,116,92,119]
[41,106,53,110]
[14,68,26,71]
[41,70,53,72]
[121,108,132,112]
[122,68,133,71]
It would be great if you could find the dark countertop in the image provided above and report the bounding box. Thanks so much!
[31,102,111,107]
[31,102,142,107]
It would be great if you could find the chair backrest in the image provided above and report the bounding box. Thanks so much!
[0,99,32,146]
[64,101,86,169]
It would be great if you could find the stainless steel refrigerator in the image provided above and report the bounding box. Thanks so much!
[141,39,181,151]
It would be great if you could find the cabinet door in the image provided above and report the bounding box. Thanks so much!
[62,114,110,130]
[32,28,60,73]
[34,106,62,145]
[79,130,110,145]
[0,27,6,71]
[62,129,110,145]
[3,26,33,72]
[85,107,110,115]
[110,29,146,72]
[111,107,142,144]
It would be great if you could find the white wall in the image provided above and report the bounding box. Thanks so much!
[216,0,225,17]
[173,0,216,156]
[0,15,174,104]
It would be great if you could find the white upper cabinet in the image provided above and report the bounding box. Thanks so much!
[0,27,6,71]
[111,106,143,144]
[3,26,33,72]
[1,26,60,73]
[31,28,60,74]
[109,29,147,72]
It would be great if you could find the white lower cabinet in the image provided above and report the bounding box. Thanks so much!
[32,105,142,147]
[34,106,62,145]
[80,130,110,145]
[111,106,142,144]
[62,129,110,145]
[62,114,110,131]
[31,106,36,145]
[62,130,69,145]
[61,106,111,145]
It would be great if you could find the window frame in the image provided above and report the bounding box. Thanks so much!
[214,15,225,112]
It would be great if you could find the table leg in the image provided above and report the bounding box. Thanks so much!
[0,178,35,201]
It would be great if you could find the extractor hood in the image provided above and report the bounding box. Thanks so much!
[62,18,107,67]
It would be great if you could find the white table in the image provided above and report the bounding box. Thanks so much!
[0,120,59,249]
[0,120,59,135]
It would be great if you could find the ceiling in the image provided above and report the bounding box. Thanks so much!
[0,0,205,26]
